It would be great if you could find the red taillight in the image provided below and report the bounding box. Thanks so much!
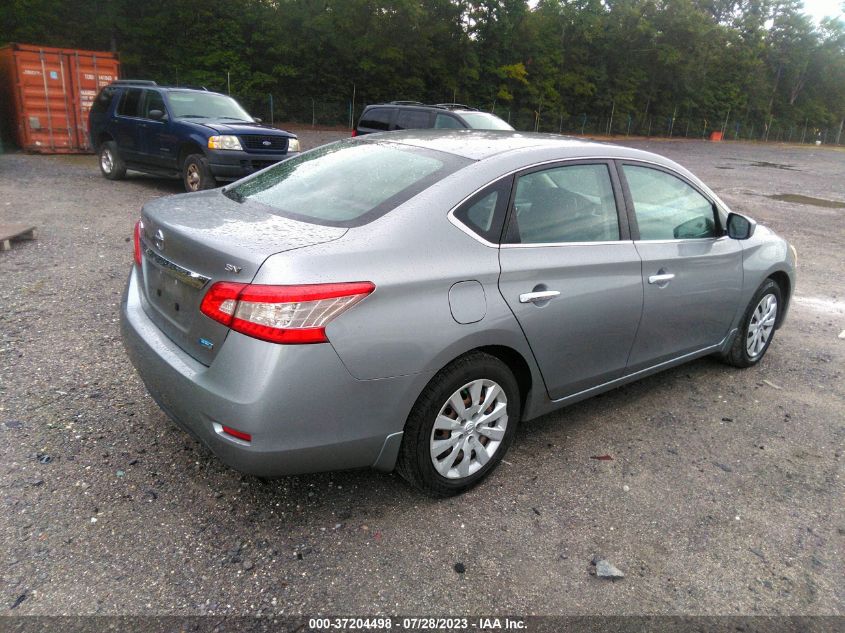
[221,425,252,442]
[351,129,357,137]
[133,220,144,266]
[200,281,375,344]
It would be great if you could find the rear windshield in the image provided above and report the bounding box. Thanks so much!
[459,112,514,131]
[225,139,471,227]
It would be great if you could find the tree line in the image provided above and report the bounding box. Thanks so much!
[2,0,844,139]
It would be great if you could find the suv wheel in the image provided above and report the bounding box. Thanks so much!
[183,154,216,192]
[99,141,126,180]
[396,351,520,497]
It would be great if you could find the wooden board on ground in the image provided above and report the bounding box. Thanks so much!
[0,224,37,251]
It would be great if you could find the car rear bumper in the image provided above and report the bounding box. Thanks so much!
[206,149,299,181]
[120,268,422,477]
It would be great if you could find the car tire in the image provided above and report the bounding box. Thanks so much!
[396,351,520,497]
[182,153,216,192]
[721,278,783,368]
[99,141,126,180]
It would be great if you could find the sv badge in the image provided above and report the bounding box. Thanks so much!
[224,263,242,274]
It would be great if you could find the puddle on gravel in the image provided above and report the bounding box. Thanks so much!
[793,296,845,315]
[766,194,845,208]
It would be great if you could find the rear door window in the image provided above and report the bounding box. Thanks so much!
[507,164,621,243]
[358,108,392,131]
[394,109,432,130]
[117,88,142,117]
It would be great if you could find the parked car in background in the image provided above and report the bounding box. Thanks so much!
[121,131,796,496]
[354,102,514,136]
[89,80,300,192]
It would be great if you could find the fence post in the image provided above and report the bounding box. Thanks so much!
[668,105,677,137]
[351,83,356,129]
[836,119,843,145]
[269,94,274,125]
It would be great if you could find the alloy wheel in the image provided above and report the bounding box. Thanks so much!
[186,163,201,191]
[100,149,113,174]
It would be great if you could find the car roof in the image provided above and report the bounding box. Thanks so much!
[359,129,670,163]
[107,83,226,97]
[364,103,479,113]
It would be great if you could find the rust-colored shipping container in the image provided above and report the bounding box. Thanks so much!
[0,43,120,153]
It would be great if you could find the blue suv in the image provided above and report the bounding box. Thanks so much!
[89,80,300,192]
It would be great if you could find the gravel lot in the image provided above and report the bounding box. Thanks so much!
[1,131,843,616]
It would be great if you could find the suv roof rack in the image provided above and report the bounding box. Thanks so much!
[111,79,157,86]
[171,85,209,91]
[432,103,478,111]
[387,100,424,106]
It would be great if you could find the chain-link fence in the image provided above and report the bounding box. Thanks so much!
[243,94,845,146]
[492,105,845,146]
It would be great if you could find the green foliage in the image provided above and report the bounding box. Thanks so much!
[1,0,843,130]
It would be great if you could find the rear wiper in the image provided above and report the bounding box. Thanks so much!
[223,187,244,203]
[179,114,208,118]
[219,117,250,121]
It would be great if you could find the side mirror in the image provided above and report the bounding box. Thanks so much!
[726,212,756,240]
[253,117,262,123]
[149,109,166,120]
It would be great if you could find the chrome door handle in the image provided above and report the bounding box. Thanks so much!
[519,290,560,304]
[648,273,675,284]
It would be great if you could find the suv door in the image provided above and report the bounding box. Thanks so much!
[498,161,644,400]
[138,89,177,169]
[113,88,143,162]
[619,162,743,370]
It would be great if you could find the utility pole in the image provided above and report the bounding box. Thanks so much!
[227,71,231,95]
[836,119,843,145]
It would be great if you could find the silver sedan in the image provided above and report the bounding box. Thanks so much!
[120,131,797,496]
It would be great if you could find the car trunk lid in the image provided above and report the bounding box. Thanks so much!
[137,190,347,365]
